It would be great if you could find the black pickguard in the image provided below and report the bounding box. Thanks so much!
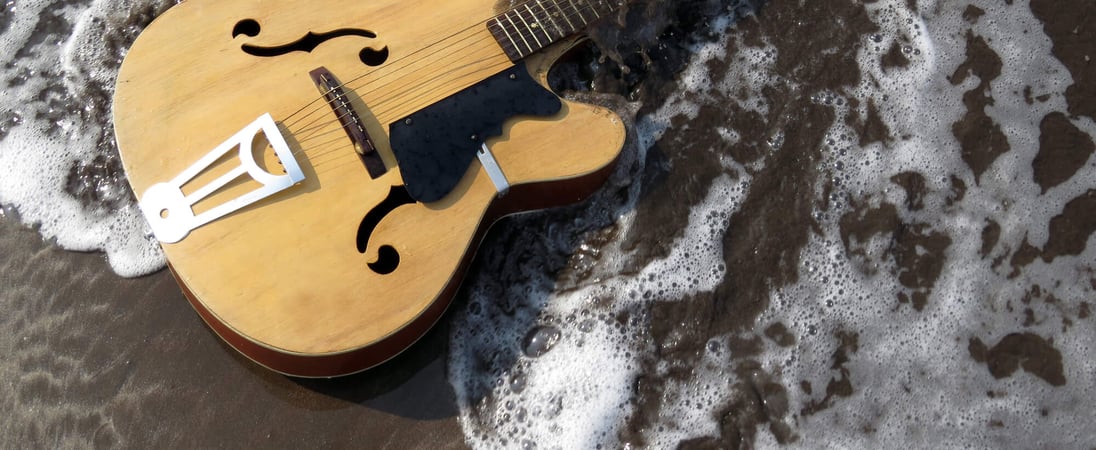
[388,63,562,203]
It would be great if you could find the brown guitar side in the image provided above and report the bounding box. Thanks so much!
[113,0,625,377]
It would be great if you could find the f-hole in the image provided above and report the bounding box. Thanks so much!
[357,185,416,275]
[232,19,390,67]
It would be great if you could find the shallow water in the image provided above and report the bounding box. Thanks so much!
[1,0,1095,447]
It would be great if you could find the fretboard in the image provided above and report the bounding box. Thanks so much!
[487,0,622,62]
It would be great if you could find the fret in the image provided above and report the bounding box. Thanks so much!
[504,11,535,56]
[535,0,566,38]
[489,17,525,61]
[492,19,517,54]
[568,0,589,26]
[524,2,556,42]
[513,9,543,50]
[516,4,550,47]
[487,0,623,63]
[549,0,577,31]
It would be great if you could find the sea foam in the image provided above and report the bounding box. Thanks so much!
[0,0,173,277]
[449,0,1096,448]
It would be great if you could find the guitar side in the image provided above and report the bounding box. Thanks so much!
[113,0,625,377]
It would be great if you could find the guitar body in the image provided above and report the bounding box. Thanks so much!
[113,0,624,377]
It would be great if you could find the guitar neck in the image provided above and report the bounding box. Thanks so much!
[488,0,622,62]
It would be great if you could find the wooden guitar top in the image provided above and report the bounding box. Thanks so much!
[114,0,625,376]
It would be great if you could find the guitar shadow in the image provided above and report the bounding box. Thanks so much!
[287,318,460,420]
[277,0,768,422]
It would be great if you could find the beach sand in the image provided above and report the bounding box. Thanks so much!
[0,218,467,447]
[2,0,1095,447]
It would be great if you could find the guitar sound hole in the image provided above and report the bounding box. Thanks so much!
[359,47,389,67]
[358,185,415,275]
[230,18,389,67]
[232,19,261,38]
[368,245,399,275]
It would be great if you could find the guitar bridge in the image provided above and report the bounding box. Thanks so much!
[310,67,386,178]
[138,113,305,243]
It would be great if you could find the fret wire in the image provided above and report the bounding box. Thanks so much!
[525,3,556,42]
[486,0,624,61]
[491,19,522,57]
[568,0,589,25]
[504,11,535,55]
[532,3,558,44]
[492,17,524,58]
[535,0,566,38]
[549,0,577,31]
[514,6,545,49]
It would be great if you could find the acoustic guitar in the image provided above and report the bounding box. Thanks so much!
[113,0,626,377]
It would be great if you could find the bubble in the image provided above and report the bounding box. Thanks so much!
[522,326,562,358]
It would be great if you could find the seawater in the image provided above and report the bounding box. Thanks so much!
[0,0,175,276]
[1,0,1094,448]
[448,0,1096,448]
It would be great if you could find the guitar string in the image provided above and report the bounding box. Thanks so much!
[281,0,605,126]
[352,0,613,119]
[298,51,511,168]
[299,3,614,175]
[282,27,491,132]
[278,0,596,139]
[282,0,600,138]
[289,43,507,162]
[163,2,616,239]
[288,33,502,142]
[270,1,615,175]
[283,12,574,167]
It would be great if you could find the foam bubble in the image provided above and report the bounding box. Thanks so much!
[0,0,174,276]
[451,0,1096,447]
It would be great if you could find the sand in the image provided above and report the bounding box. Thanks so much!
[2,0,1095,447]
[0,219,467,447]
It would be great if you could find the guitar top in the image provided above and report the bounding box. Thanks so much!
[113,0,625,377]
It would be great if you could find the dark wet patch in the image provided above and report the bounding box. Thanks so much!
[801,330,859,416]
[881,43,910,71]
[840,200,951,311]
[620,0,880,446]
[1008,239,1041,278]
[1029,0,1096,122]
[1022,308,1036,327]
[980,219,1000,258]
[968,333,1066,386]
[948,30,1008,183]
[619,102,744,266]
[0,2,12,36]
[764,322,796,347]
[678,364,797,448]
[1033,113,1095,193]
[1022,86,1052,105]
[891,171,926,211]
[946,175,967,206]
[840,202,900,275]
[1013,190,1096,277]
[962,5,985,23]
[64,155,133,213]
[1041,189,1096,262]
[893,225,951,311]
[857,99,892,147]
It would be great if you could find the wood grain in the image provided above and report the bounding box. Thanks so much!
[113,0,625,376]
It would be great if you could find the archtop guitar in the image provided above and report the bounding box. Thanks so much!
[113,0,626,377]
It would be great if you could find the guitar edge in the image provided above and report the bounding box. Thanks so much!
[171,39,626,378]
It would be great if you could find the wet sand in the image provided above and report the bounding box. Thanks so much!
[0,218,467,446]
[2,0,1096,447]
